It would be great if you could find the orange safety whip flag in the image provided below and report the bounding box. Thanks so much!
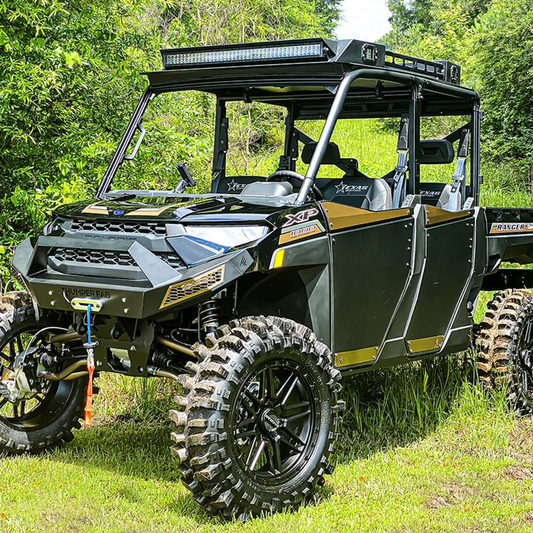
[84,304,96,427]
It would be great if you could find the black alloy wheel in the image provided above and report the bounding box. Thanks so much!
[230,359,316,483]
[0,292,88,454]
[169,316,344,520]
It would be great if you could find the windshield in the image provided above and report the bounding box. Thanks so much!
[111,91,216,193]
[102,89,404,194]
[104,90,301,196]
[97,81,478,209]
[98,87,347,199]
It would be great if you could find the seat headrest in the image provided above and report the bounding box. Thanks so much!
[301,142,341,165]
[417,140,455,165]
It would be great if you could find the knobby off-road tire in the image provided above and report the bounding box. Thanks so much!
[476,289,533,414]
[169,316,344,520]
[0,291,89,454]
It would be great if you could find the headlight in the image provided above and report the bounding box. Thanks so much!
[183,225,269,248]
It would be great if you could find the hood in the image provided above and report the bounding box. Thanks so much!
[54,194,291,224]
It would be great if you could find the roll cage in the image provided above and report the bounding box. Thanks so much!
[96,38,481,209]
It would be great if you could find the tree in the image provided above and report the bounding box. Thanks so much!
[0,0,157,240]
[314,0,342,35]
[385,0,491,56]
[0,0,339,244]
[467,0,533,164]
[388,0,433,33]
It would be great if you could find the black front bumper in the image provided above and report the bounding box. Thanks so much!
[12,236,252,319]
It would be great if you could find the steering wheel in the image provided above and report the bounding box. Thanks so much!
[266,170,324,201]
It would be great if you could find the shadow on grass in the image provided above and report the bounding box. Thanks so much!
[337,351,477,463]
[44,351,477,523]
[54,420,179,481]
[48,421,225,525]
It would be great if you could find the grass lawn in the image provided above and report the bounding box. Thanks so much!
[0,354,532,533]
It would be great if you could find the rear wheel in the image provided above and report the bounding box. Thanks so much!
[170,316,344,519]
[0,292,88,454]
[476,289,533,415]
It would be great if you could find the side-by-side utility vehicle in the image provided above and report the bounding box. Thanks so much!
[2,38,533,519]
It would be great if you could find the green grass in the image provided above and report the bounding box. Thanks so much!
[1,357,532,533]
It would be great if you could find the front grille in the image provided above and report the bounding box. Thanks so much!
[53,248,136,267]
[161,266,225,308]
[51,248,185,270]
[69,219,167,236]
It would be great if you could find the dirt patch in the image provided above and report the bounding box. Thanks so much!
[508,450,533,463]
[444,482,478,503]
[504,466,533,480]
[427,496,449,510]
[509,419,533,453]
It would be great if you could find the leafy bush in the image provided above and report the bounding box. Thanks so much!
[385,0,533,191]
[0,0,339,247]
[466,0,533,164]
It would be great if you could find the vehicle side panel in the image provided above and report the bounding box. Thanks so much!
[405,216,475,345]
[331,218,412,355]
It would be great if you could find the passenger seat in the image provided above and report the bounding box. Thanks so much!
[315,176,392,211]
[302,142,392,211]
[419,183,461,210]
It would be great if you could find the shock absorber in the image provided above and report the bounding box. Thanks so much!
[200,300,219,337]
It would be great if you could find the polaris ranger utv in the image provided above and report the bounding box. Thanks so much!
[2,38,533,519]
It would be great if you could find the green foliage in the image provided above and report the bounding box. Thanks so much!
[0,0,338,247]
[173,0,334,45]
[0,0,156,242]
[314,0,342,35]
[467,0,533,164]
[388,0,434,33]
[385,0,490,62]
[386,0,490,54]
[385,0,533,187]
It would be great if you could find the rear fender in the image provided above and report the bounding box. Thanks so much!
[482,208,533,290]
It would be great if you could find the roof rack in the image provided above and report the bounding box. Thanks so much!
[384,50,461,85]
[158,38,462,86]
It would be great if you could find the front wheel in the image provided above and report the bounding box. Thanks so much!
[0,292,88,454]
[169,316,344,519]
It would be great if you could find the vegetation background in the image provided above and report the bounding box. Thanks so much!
[1,1,533,531]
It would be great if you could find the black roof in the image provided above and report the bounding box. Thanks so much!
[144,38,479,118]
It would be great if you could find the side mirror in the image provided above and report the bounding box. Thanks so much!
[174,163,196,193]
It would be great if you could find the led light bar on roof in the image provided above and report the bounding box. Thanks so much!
[161,39,330,69]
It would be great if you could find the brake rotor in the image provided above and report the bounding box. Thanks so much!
[0,366,19,403]
[0,346,46,404]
